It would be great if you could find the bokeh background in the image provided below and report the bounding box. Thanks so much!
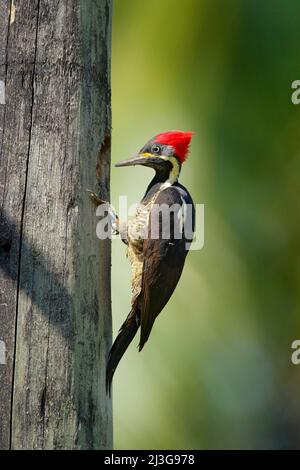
[111,0,300,449]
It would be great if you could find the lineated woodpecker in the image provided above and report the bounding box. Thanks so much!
[91,131,195,393]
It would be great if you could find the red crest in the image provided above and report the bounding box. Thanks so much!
[154,130,194,162]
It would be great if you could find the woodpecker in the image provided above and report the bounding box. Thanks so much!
[103,131,195,393]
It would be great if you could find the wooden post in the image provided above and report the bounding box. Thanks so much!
[0,0,112,449]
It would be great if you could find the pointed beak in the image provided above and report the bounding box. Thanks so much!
[115,154,160,168]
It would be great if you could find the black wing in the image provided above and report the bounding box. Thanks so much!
[138,185,194,350]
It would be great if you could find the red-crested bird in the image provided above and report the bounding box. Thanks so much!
[107,130,195,393]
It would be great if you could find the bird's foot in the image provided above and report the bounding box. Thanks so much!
[87,189,121,236]
[86,189,107,208]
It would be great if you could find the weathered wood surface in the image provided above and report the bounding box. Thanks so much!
[0,0,112,449]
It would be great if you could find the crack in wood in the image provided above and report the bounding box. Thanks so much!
[9,0,41,450]
[40,386,46,418]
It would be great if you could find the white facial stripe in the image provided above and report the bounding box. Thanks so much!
[160,155,180,185]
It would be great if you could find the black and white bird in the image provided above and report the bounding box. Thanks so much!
[94,131,195,393]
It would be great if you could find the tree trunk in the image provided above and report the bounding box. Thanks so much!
[0,0,112,449]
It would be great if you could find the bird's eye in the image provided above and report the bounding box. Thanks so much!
[151,145,161,155]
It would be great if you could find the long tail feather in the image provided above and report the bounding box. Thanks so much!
[106,312,139,395]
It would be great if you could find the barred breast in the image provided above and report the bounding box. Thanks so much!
[126,194,157,303]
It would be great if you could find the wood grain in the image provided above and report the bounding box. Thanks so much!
[0,0,112,449]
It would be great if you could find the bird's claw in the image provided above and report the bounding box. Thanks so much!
[86,189,107,208]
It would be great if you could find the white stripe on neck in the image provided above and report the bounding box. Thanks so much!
[160,156,180,189]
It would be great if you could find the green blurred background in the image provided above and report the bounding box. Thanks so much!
[110,0,300,449]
